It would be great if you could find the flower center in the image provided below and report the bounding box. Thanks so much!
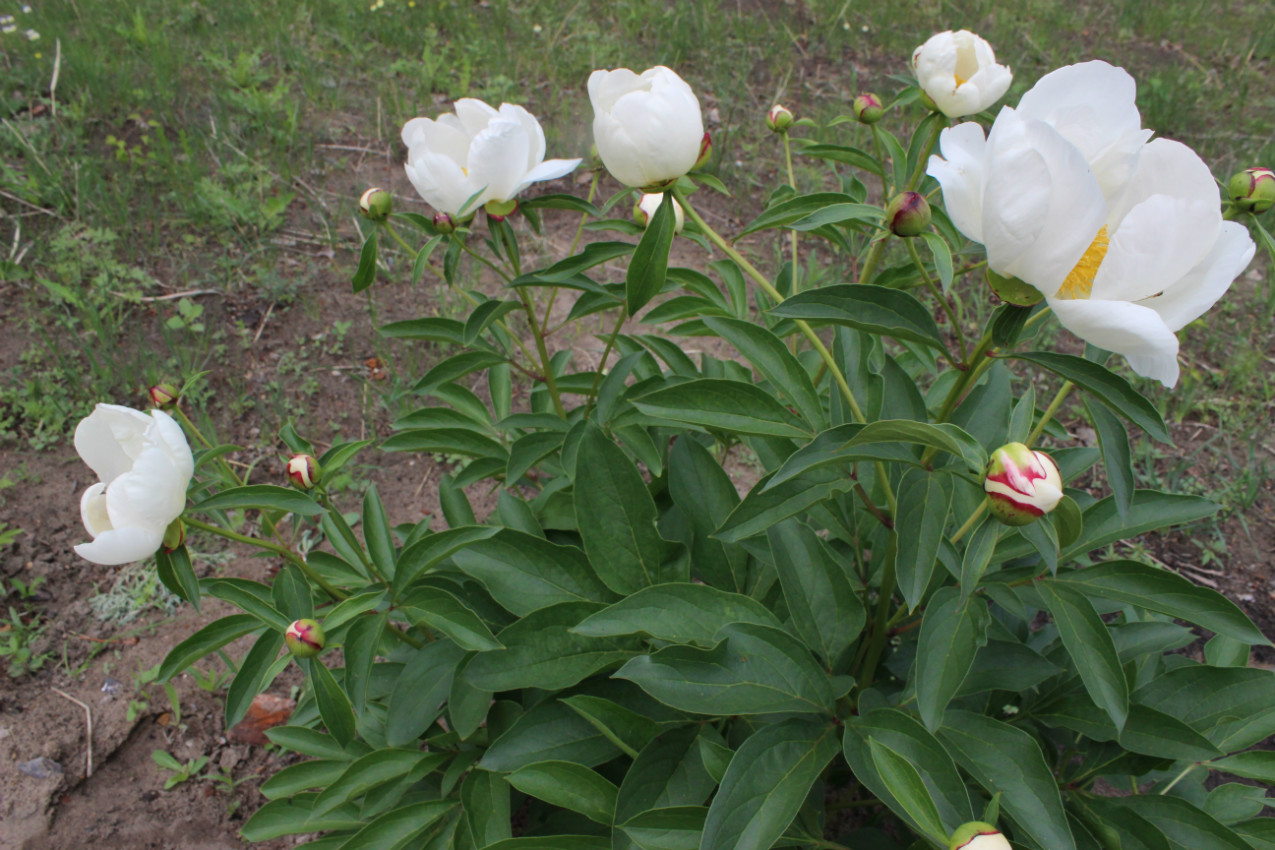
[954,73,968,86]
[1056,226,1109,301]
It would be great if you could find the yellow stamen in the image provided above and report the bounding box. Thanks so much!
[1056,226,1109,301]
[954,73,968,86]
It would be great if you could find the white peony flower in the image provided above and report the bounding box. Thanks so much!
[927,61,1255,387]
[635,192,685,233]
[74,404,194,565]
[912,30,1012,118]
[401,99,581,217]
[589,65,705,189]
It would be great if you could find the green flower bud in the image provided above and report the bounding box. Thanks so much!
[162,518,185,552]
[950,822,1011,850]
[986,268,1044,306]
[148,382,180,409]
[285,619,326,658]
[886,191,931,237]
[484,198,519,222]
[286,454,321,490]
[433,212,456,234]
[985,442,1063,526]
[358,187,393,221]
[766,104,795,133]
[693,131,712,170]
[1228,167,1275,214]
[853,93,884,124]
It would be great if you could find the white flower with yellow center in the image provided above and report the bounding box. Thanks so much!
[927,61,1255,387]
[911,30,1012,118]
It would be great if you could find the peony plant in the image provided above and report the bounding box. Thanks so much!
[74,30,1275,850]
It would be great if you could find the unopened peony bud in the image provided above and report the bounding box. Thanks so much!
[766,104,795,133]
[148,383,180,409]
[985,443,1063,526]
[693,132,712,171]
[1228,167,1275,214]
[949,822,1012,850]
[286,454,321,490]
[633,193,685,233]
[433,212,456,234]
[358,187,392,221]
[853,93,884,124]
[986,268,1044,306]
[162,518,185,552]
[485,198,518,222]
[886,191,931,237]
[285,619,326,658]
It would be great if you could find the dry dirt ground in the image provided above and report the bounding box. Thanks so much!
[2,144,1274,850]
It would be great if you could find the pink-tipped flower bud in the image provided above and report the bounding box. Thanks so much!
[484,198,518,222]
[766,104,795,133]
[886,191,931,237]
[986,267,1044,306]
[148,382,180,409]
[853,93,884,124]
[1228,167,1275,214]
[949,822,1012,850]
[433,212,456,234]
[358,187,392,221]
[285,619,326,658]
[633,193,685,233]
[985,443,1063,526]
[693,131,712,171]
[162,518,185,552]
[286,454,321,491]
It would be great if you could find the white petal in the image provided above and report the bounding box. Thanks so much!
[981,112,1107,294]
[405,150,475,216]
[1139,221,1255,331]
[149,410,194,481]
[74,404,151,484]
[1104,138,1218,233]
[606,83,702,186]
[499,103,546,171]
[1047,297,1181,387]
[516,158,582,195]
[1091,194,1218,303]
[453,98,498,138]
[589,68,645,113]
[927,122,988,244]
[79,482,111,537]
[74,526,164,566]
[105,444,188,532]
[466,117,531,203]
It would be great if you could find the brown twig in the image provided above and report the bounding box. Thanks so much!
[52,687,92,778]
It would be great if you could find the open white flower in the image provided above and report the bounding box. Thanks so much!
[912,30,1012,118]
[402,99,581,217]
[589,66,704,189]
[74,404,194,565]
[927,61,1255,387]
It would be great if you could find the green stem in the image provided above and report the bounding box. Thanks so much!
[585,306,627,417]
[545,170,602,335]
[1028,380,1074,446]
[908,236,967,362]
[858,235,888,285]
[781,131,801,296]
[950,498,988,545]
[903,118,944,192]
[457,237,513,283]
[184,516,347,600]
[1159,762,1202,795]
[857,536,898,691]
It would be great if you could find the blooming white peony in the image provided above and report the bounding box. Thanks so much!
[74,404,194,565]
[402,99,581,217]
[912,30,1012,118]
[589,66,704,189]
[927,61,1255,387]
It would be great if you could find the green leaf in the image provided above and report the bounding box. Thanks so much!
[915,587,989,732]
[920,231,954,292]
[1112,795,1252,850]
[796,144,883,175]
[337,800,455,850]
[1236,818,1275,850]
[1084,399,1134,520]
[506,430,566,485]
[1211,751,1275,783]
[1119,705,1222,762]
[351,230,377,293]
[1133,665,1275,751]
[240,795,363,841]
[668,437,748,592]
[155,545,201,611]
[628,192,676,313]
[560,695,662,759]
[392,526,499,596]
[385,638,467,747]
[506,760,618,825]
[768,421,987,487]
[1012,352,1170,442]
[411,235,444,286]
[741,192,879,235]
[302,658,356,747]
[895,469,952,612]
[265,726,364,761]
[412,350,507,393]
[480,699,622,772]
[450,529,614,616]
[158,614,260,683]
[615,622,837,716]
[312,750,446,817]
[716,466,855,543]
[401,586,503,652]
[571,583,780,646]
[203,578,291,632]
[341,613,385,717]
[463,299,520,345]
[939,710,1077,850]
[483,839,608,850]
[574,424,679,594]
[843,709,973,835]
[460,767,511,846]
[225,630,285,728]
[615,727,719,828]
[620,806,706,850]
[1204,783,1269,826]
[1053,560,1269,646]
[193,484,323,516]
[1040,581,1130,732]
[867,739,948,845]
[449,654,493,742]
[632,379,813,439]
[960,519,998,598]
[259,759,348,800]
[770,284,948,351]
[381,426,508,460]
[463,601,637,691]
[767,519,864,666]
[360,484,395,581]
[700,719,839,850]
[379,317,466,344]
[703,316,826,430]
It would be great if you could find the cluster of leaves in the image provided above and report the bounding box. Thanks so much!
[153,86,1275,850]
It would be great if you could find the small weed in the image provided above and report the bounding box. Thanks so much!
[151,750,210,790]
[1,605,49,678]
[89,562,181,625]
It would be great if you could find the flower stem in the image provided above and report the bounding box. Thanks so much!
[782,131,801,296]
[1159,762,1202,795]
[585,306,627,417]
[1028,380,1075,446]
[950,498,988,545]
[903,118,944,193]
[184,516,347,601]
[907,236,966,362]
[544,170,601,335]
